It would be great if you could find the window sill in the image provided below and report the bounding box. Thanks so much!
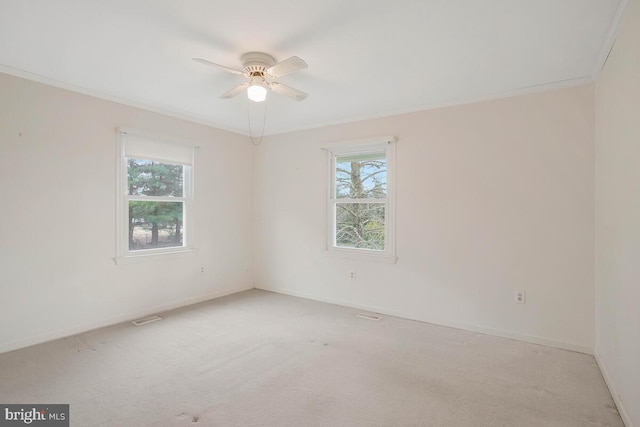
[114,248,198,265]
[321,248,397,264]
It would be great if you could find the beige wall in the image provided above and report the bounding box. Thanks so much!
[0,73,254,353]
[254,85,595,353]
[595,0,640,424]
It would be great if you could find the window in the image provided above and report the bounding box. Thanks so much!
[115,129,196,263]
[326,137,397,263]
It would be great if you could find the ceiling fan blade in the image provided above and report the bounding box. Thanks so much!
[270,82,308,101]
[267,56,308,78]
[221,83,249,99]
[192,58,244,76]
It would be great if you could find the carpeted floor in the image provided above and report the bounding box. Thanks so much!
[0,290,623,426]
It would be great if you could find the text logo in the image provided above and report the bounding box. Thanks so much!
[0,405,68,426]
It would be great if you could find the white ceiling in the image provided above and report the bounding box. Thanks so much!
[0,0,626,136]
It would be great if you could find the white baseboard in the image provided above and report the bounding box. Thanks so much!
[0,285,253,354]
[259,286,593,355]
[595,353,634,427]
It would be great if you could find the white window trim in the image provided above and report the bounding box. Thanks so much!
[114,127,198,265]
[322,137,397,264]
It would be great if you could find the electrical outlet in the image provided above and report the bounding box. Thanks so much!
[201,267,205,274]
[515,290,526,304]
[349,271,356,281]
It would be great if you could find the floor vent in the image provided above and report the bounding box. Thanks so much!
[132,315,163,326]
[357,313,382,321]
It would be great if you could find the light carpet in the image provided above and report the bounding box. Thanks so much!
[0,290,623,426]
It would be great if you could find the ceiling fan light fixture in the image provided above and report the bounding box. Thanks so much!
[247,79,267,102]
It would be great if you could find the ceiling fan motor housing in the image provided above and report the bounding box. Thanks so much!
[241,52,276,76]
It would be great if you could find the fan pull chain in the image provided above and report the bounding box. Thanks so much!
[248,101,267,146]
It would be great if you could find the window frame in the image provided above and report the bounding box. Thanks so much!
[114,128,197,264]
[324,137,397,263]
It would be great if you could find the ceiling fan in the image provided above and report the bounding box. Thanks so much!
[193,52,308,103]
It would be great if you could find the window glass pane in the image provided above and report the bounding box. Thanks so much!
[127,159,184,197]
[129,201,184,251]
[336,203,385,250]
[336,153,386,199]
